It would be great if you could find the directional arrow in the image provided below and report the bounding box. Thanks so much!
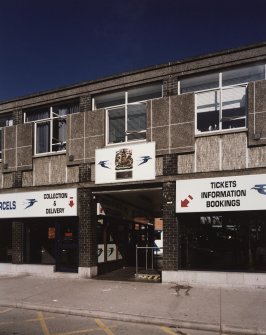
[181,195,193,207]
[69,197,74,208]
[181,198,189,207]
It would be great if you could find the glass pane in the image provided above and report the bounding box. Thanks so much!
[221,86,246,130]
[60,222,78,243]
[222,86,246,111]
[127,103,146,141]
[196,90,220,132]
[223,64,265,86]
[0,116,6,128]
[179,212,266,272]
[94,91,125,109]
[128,83,162,103]
[180,73,219,93]
[53,102,79,116]
[36,121,50,153]
[108,107,125,143]
[26,107,50,122]
[0,114,12,127]
[25,222,55,265]
[52,118,67,151]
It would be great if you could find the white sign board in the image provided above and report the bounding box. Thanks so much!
[0,188,77,218]
[98,244,105,263]
[95,142,155,184]
[176,174,266,213]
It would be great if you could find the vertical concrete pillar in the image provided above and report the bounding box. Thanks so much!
[162,181,178,271]
[78,188,97,277]
[12,221,24,264]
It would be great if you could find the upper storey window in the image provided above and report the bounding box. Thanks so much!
[0,113,13,160]
[180,64,265,134]
[93,82,162,144]
[25,101,79,155]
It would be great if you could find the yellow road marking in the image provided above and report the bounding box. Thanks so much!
[37,311,51,335]
[95,319,115,335]
[53,327,101,335]
[0,308,13,314]
[0,316,54,326]
[26,316,55,323]
[161,326,179,335]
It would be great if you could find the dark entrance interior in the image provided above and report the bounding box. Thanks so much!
[0,221,12,263]
[94,186,163,280]
[24,217,78,272]
[56,221,79,272]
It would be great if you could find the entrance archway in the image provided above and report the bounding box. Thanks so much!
[93,186,163,280]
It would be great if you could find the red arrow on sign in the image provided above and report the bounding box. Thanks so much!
[181,195,193,207]
[69,197,74,208]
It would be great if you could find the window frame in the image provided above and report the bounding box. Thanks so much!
[194,81,248,135]
[179,64,266,135]
[0,114,13,161]
[93,83,162,146]
[106,100,148,145]
[24,101,79,156]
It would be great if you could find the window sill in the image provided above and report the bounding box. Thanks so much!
[195,128,248,138]
[33,151,66,158]
[105,139,147,148]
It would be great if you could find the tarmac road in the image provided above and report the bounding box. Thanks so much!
[0,307,221,335]
[0,274,266,335]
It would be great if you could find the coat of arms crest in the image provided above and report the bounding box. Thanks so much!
[115,148,133,170]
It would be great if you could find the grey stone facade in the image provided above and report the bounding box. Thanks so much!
[0,42,266,279]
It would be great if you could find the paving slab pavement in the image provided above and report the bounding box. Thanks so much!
[0,274,266,334]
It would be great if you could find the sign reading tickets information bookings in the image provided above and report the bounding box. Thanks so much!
[0,188,77,218]
[176,174,266,213]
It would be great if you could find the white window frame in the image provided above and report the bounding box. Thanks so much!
[194,81,248,135]
[24,102,78,156]
[0,116,13,161]
[179,64,266,135]
[105,97,148,146]
[93,83,162,146]
[30,108,67,155]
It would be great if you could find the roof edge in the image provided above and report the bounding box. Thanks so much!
[1,41,266,104]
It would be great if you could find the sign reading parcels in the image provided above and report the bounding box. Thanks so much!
[176,174,266,213]
[0,188,77,218]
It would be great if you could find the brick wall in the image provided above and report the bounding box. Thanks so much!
[163,154,177,176]
[162,182,178,271]
[78,188,97,267]
[12,109,23,125]
[79,163,91,182]
[12,221,24,264]
[163,76,178,97]
[80,94,92,113]
[12,171,22,188]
